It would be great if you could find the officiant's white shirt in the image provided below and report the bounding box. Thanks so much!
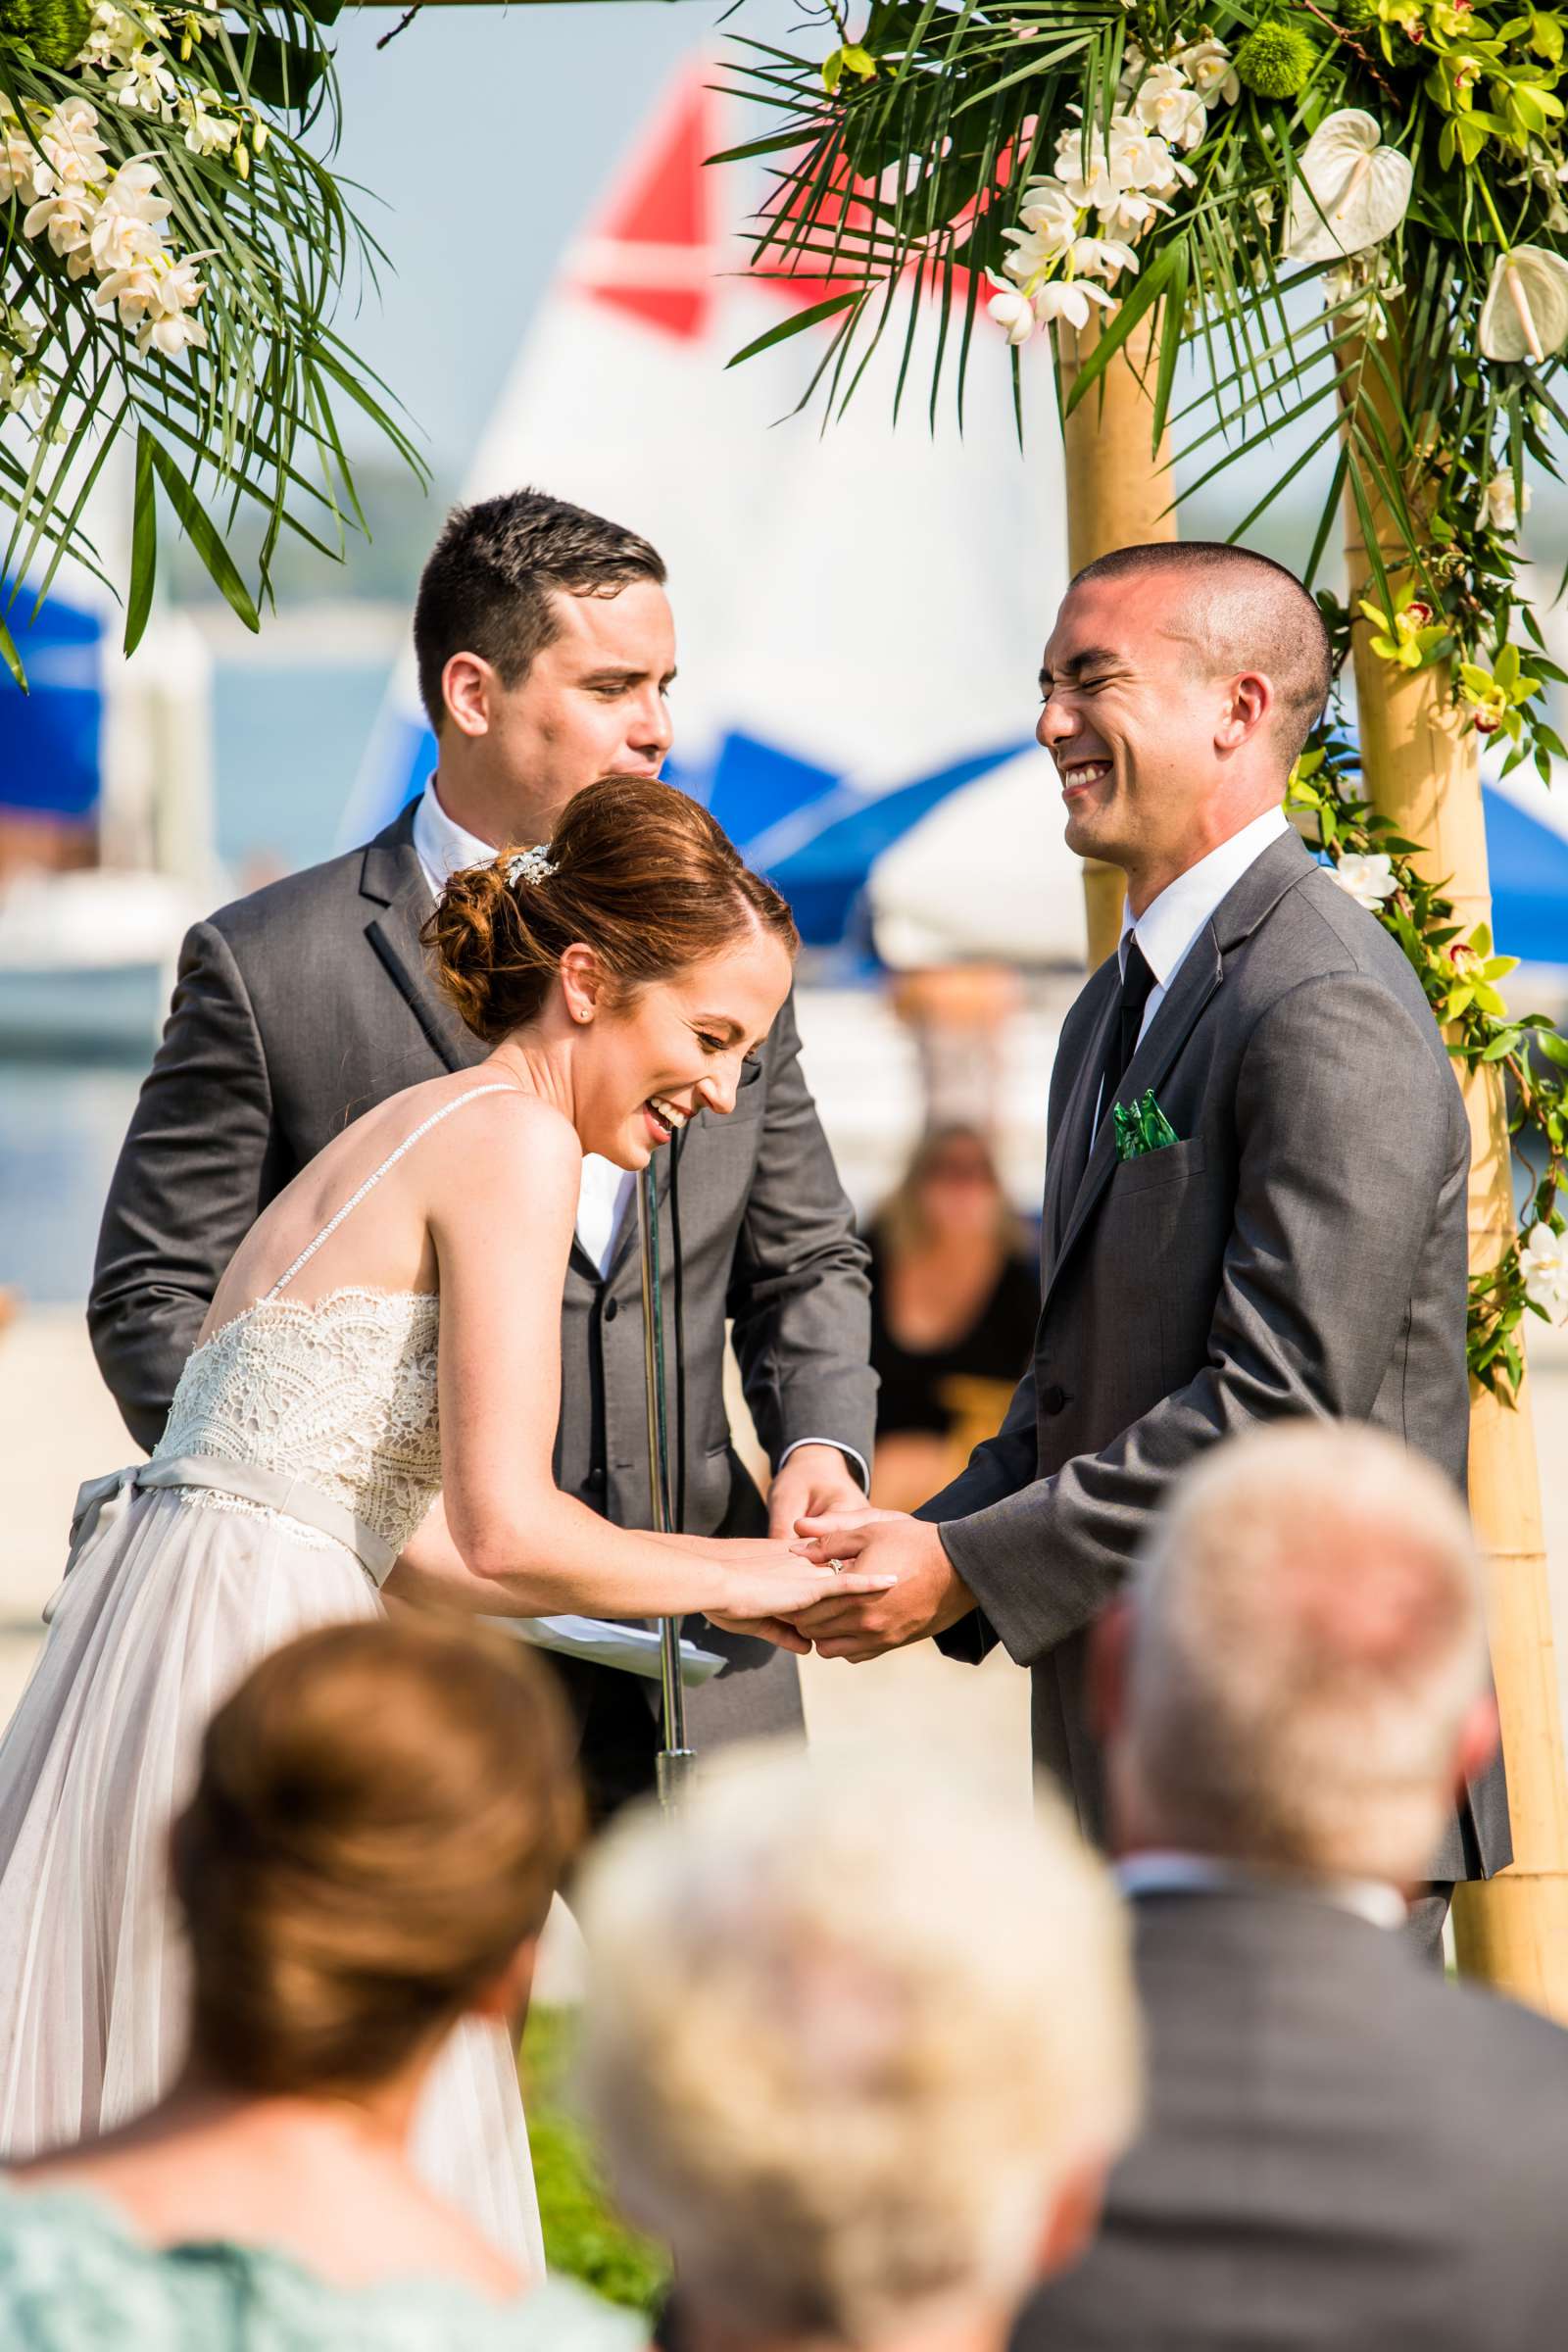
[412,779,868,1488]
[1118,804,1291,1040]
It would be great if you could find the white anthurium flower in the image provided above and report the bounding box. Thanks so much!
[1478,246,1568,364]
[1173,36,1239,105]
[1032,277,1117,329]
[1068,233,1141,285]
[1483,470,1531,531]
[1283,110,1414,265]
[986,272,1039,344]
[1521,1224,1568,1322]
[1330,851,1397,909]
[1133,63,1208,153]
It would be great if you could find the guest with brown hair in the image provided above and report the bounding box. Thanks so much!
[0,1615,636,2350]
[866,1125,1039,1511]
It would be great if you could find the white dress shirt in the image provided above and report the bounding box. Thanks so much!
[412,781,867,1490]
[1117,804,1291,1040]
[1118,1849,1407,1933]
[412,780,633,1275]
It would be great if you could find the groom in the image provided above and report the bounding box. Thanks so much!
[90,487,877,1820]
[796,541,1511,1938]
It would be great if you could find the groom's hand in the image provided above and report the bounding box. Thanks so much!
[789,1512,975,1660]
[767,1445,865,1543]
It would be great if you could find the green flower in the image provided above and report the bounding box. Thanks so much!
[6,0,94,70]
[1235,18,1320,94]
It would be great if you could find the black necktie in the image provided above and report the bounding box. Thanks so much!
[1097,937,1157,1130]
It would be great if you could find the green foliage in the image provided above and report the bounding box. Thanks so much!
[0,0,424,676]
[1233,19,1317,96]
[1290,730,1568,1399]
[520,2006,670,2318]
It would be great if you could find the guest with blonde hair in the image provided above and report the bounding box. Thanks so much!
[0,1616,638,2352]
[576,1745,1140,2352]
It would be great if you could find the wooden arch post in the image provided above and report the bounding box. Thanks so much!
[1344,384,1568,2019]
[1054,317,1178,969]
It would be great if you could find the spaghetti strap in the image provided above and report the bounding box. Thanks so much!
[264,1084,520,1301]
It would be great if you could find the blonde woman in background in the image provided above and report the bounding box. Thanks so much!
[576,1746,1141,2352]
[0,1617,638,2352]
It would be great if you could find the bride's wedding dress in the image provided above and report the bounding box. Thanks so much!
[0,1085,543,2266]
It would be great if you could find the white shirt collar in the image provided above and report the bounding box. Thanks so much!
[1117,1849,1407,1933]
[1118,804,1290,985]
[411,777,499,898]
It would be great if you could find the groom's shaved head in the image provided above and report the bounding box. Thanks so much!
[1070,543,1333,764]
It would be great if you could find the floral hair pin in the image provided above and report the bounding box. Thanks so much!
[505,846,556,888]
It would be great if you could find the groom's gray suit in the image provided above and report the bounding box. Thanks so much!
[89,804,877,1770]
[927,825,1510,1882]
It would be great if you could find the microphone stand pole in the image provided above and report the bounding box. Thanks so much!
[638,1160,695,1812]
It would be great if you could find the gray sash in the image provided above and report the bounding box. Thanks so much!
[53,1454,396,1620]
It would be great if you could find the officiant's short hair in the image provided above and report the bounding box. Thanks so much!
[1069,541,1333,763]
[415,487,665,730]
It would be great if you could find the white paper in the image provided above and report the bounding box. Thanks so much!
[489,1613,726,1687]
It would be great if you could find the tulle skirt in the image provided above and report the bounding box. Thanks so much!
[0,1483,543,2272]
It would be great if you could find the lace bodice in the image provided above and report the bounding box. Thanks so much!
[152,1288,443,1561]
[149,1084,521,1569]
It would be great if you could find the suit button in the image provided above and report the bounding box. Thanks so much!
[587,1464,607,1492]
[603,1298,619,1323]
[1041,1384,1068,1415]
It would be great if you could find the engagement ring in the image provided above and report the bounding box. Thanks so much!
[827,1558,845,1575]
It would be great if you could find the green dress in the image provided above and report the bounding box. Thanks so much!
[0,2183,650,2352]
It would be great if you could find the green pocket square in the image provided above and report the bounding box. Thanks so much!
[1112,1090,1181,1162]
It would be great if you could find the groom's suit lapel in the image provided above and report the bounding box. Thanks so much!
[1045,962,1120,1263]
[1044,827,1316,1316]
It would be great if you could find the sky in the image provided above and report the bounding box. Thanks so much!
[323,1,751,475]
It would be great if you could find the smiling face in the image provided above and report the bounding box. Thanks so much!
[574,924,796,1169]
[1037,569,1279,911]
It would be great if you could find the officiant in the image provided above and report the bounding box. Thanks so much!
[89,488,877,1824]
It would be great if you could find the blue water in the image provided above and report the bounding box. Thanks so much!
[4,660,395,1306]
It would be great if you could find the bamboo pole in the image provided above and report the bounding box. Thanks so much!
[1344,385,1568,2022]
[1055,317,1178,968]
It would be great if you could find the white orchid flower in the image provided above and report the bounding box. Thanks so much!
[1521,1224,1568,1322]
[1173,36,1240,104]
[1068,234,1141,285]
[1032,278,1117,329]
[23,187,98,265]
[1283,110,1414,265]
[985,272,1039,344]
[1133,64,1208,153]
[1330,851,1398,910]
[1478,246,1568,364]
[1483,471,1531,532]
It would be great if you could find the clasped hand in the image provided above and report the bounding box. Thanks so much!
[783,1509,976,1662]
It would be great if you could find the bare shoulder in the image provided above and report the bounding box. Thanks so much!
[420,1084,583,1211]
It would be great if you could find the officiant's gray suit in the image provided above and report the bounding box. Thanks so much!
[926,825,1510,1881]
[89,804,877,1775]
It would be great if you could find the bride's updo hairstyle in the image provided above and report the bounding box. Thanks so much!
[171,1617,581,2097]
[425,774,798,1047]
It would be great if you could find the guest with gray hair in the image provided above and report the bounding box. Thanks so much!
[575,1746,1141,2352]
[1019,1421,1568,2352]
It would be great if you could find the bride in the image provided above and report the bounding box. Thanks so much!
[0,775,889,2263]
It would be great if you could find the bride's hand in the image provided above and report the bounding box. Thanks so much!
[704,1546,897,1654]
